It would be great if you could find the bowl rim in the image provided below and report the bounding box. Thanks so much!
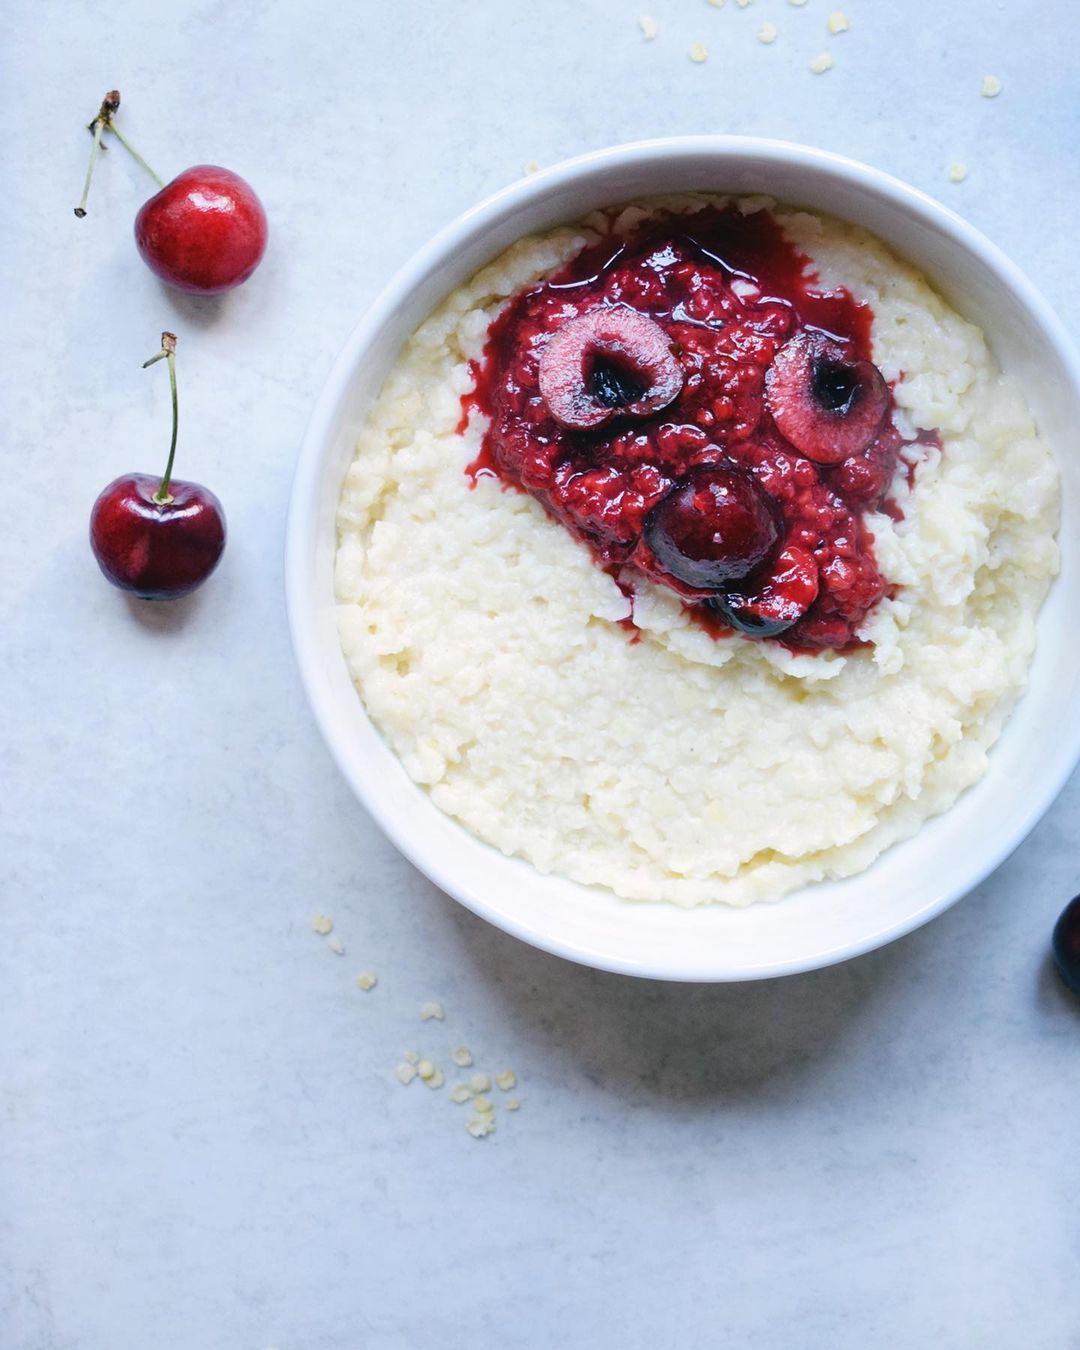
[285,134,1080,981]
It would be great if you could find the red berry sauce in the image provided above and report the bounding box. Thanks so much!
[463,204,927,651]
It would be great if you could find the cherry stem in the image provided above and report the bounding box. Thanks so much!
[144,333,179,503]
[74,112,107,217]
[106,120,166,190]
[73,90,164,217]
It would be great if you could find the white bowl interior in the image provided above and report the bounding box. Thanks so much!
[287,139,1080,981]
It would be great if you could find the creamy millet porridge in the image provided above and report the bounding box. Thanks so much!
[334,197,1059,906]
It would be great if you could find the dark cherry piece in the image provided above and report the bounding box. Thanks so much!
[765,330,889,464]
[89,333,226,600]
[1052,895,1080,997]
[74,91,267,295]
[644,466,781,590]
[538,306,683,430]
[708,545,820,637]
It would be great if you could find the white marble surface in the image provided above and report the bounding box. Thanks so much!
[4,1,1080,1346]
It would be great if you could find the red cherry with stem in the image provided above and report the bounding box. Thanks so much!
[134,166,268,295]
[74,90,268,295]
[90,333,226,600]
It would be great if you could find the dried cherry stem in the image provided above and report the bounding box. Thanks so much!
[143,333,180,503]
[74,90,165,218]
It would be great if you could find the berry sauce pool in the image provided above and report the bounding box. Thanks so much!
[462,205,926,651]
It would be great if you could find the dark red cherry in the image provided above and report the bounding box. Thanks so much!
[135,166,268,295]
[538,306,683,430]
[74,93,267,295]
[1052,895,1080,997]
[91,474,225,599]
[708,544,820,638]
[765,331,889,464]
[643,466,781,590]
[89,333,225,601]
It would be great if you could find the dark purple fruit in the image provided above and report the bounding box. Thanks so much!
[89,331,226,601]
[1052,895,1080,996]
[538,305,684,430]
[644,466,781,590]
[765,330,889,464]
[707,545,820,638]
[90,474,226,600]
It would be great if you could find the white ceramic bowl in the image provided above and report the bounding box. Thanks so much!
[286,136,1080,982]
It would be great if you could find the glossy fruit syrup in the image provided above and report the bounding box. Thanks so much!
[463,205,932,651]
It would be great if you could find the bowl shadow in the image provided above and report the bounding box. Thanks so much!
[414,866,929,1108]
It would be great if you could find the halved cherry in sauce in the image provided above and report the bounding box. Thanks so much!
[765,331,889,464]
[537,305,684,430]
